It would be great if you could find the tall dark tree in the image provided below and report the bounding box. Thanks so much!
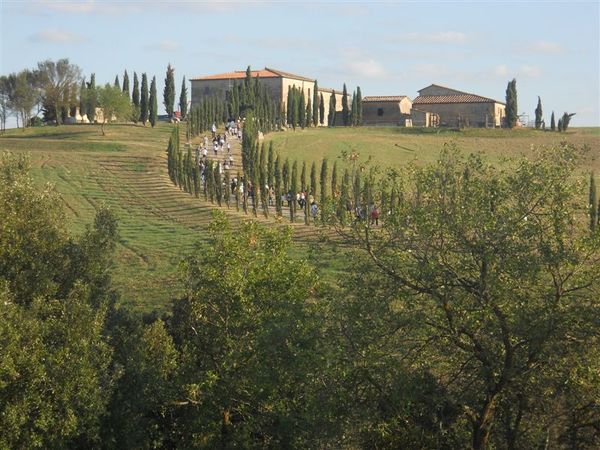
[132,72,140,123]
[350,91,358,126]
[290,160,298,222]
[267,142,274,189]
[122,70,130,98]
[79,78,86,122]
[139,73,148,125]
[312,81,319,126]
[149,76,158,128]
[306,98,312,128]
[274,155,282,216]
[331,160,338,200]
[114,75,120,88]
[310,161,317,197]
[179,76,188,119]
[356,86,363,125]
[320,158,328,204]
[505,78,518,128]
[86,73,97,124]
[319,93,325,125]
[550,111,556,131]
[341,83,349,126]
[561,112,575,131]
[328,93,336,127]
[534,96,543,129]
[163,63,175,118]
[299,90,305,129]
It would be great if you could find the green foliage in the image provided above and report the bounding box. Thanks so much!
[320,158,328,204]
[356,86,362,125]
[139,73,148,125]
[149,75,158,128]
[312,80,319,126]
[122,70,130,97]
[163,63,175,118]
[131,71,140,123]
[328,92,336,127]
[550,111,556,131]
[561,111,576,131]
[534,96,543,129]
[97,83,132,135]
[86,73,97,123]
[179,75,188,119]
[505,78,518,128]
[319,93,325,125]
[342,83,349,126]
[590,171,598,232]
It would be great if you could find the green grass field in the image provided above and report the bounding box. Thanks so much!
[266,126,600,172]
[2,123,599,312]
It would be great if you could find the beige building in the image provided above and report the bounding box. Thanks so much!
[362,96,412,126]
[412,84,505,128]
[190,67,342,126]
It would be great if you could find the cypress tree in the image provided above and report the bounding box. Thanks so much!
[223,170,230,208]
[290,160,298,222]
[267,142,274,189]
[274,156,282,216]
[342,83,349,126]
[351,91,358,126]
[338,168,350,225]
[79,78,86,122]
[179,76,188,119]
[589,172,597,232]
[319,93,325,125]
[354,171,362,215]
[331,160,338,200]
[215,163,222,206]
[562,112,575,131]
[122,70,130,98]
[505,78,518,128]
[313,81,319,126]
[356,86,362,125]
[149,76,158,128]
[286,87,293,126]
[310,161,317,198]
[86,73,97,124]
[164,63,175,118]
[283,158,290,196]
[140,73,149,125]
[114,75,120,88]
[259,143,268,217]
[132,72,140,123]
[557,118,563,132]
[301,161,307,192]
[328,93,336,127]
[299,90,305,129]
[306,98,312,128]
[291,87,299,129]
[534,96,543,129]
[252,143,260,216]
[320,158,328,205]
[235,171,241,212]
[550,111,556,131]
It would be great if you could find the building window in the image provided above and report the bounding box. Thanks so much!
[377,108,384,116]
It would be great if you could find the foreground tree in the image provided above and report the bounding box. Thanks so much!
[344,145,600,449]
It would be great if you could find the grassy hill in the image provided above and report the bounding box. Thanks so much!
[2,123,598,311]
[266,126,600,172]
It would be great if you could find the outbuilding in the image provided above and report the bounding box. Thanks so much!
[361,96,412,126]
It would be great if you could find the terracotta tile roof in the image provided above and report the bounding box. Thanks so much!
[191,69,280,81]
[265,67,314,82]
[413,93,504,105]
[363,96,410,102]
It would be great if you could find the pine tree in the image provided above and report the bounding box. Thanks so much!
[589,172,597,232]
[149,76,158,128]
[79,78,86,122]
[313,81,319,126]
[320,158,328,205]
[319,93,325,125]
[328,93,336,127]
[114,75,120,88]
[164,63,175,118]
[505,78,518,128]
[86,73,96,123]
[274,156,282,216]
[342,83,349,126]
[132,72,140,123]
[267,142,274,189]
[310,161,317,198]
[350,91,358,126]
[179,76,188,120]
[550,111,556,131]
[140,73,148,125]
[290,160,298,222]
[356,86,363,126]
[122,70,130,98]
[331,160,338,200]
[534,96,543,129]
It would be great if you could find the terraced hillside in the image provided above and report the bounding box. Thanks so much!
[0,124,309,311]
[2,123,599,311]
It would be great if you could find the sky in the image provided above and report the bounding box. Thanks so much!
[1,0,599,126]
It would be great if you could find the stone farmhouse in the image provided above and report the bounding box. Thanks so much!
[190,67,343,127]
[191,67,506,128]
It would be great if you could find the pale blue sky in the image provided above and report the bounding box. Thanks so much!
[1,0,599,125]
